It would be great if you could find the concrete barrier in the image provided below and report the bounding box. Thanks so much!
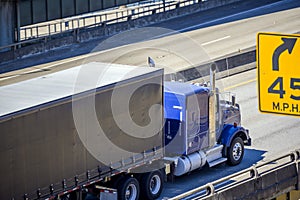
[173,48,256,82]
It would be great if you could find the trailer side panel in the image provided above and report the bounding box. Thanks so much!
[0,63,164,199]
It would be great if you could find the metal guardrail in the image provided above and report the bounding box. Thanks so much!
[18,3,161,41]
[18,1,198,41]
[0,0,202,53]
[166,149,300,199]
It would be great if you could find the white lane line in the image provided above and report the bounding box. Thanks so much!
[0,75,19,81]
[201,35,231,46]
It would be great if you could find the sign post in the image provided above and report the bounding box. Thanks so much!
[257,32,300,116]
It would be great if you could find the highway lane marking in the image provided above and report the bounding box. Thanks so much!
[201,36,231,46]
[0,75,19,81]
[224,78,256,91]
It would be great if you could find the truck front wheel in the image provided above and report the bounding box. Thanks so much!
[117,176,140,200]
[227,137,244,166]
[140,170,164,200]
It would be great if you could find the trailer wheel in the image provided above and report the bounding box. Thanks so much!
[117,176,140,200]
[140,170,163,200]
[227,137,244,166]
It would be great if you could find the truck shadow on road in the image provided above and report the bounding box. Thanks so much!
[160,148,266,199]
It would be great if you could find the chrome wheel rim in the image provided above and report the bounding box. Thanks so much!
[125,183,138,200]
[150,174,161,194]
[233,142,242,161]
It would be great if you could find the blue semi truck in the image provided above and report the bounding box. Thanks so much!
[0,62,250,200]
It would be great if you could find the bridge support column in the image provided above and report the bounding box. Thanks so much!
[0,0,19,48]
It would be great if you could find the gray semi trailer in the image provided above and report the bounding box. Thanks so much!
[0,62,250,200]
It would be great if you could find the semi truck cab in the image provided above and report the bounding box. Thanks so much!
[163,80,251,176]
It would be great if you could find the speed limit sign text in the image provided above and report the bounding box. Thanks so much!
[257,32,300,116]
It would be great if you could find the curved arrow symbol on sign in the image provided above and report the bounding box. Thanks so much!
[272,38,297,71]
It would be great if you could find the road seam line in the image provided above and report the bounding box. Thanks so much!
[201,36,231,46]
[224,78,256,91]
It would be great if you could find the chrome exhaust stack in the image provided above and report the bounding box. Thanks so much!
[209,63,217,148]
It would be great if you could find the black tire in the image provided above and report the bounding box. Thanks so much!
[227,137,244,166]
[140,170,164,200]
[117,176,140,200]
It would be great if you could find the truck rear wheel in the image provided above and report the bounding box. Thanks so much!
[227,137,244,166]
[140,170,163,200]
[117,176,140,200]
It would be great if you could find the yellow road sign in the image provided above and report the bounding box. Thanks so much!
[257,32,300,116]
